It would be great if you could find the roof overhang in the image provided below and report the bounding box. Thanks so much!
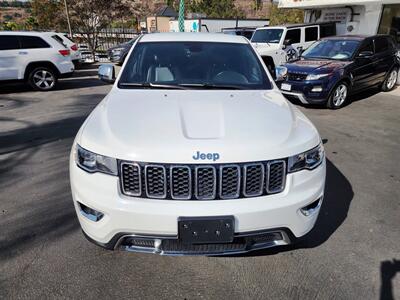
[278,0,394,9]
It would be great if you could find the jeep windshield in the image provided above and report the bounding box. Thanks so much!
[118,41,272,90]
[302,39,360,60]
[251,29,283,44]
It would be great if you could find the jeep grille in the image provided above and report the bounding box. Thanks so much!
[120,160,286,200]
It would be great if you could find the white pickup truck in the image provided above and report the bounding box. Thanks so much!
[251,22,336,75]
[70,33,326,255]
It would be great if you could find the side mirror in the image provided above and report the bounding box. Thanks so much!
[98,64,115,83]
[357,51,373,58]
[282,39,291,49]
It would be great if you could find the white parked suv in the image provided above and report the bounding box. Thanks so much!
[52,33,82,66]
[0,31,75,91]
[251,22,336,75]
[70,33,326,255]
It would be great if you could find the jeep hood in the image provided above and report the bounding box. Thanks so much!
[79,89,320,163]
[287,58,351,73]
[251,43,280,55]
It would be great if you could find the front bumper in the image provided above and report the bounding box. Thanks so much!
[70,158,326,255]
[278,80,333,104]
[83,228,296,256]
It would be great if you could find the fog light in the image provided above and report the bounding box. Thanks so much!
[300,197,322,216]
[311,86,323,92]
[78,202,104,222]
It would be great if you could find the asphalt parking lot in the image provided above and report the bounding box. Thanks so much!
[0,67,399,299]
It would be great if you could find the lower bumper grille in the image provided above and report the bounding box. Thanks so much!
[116,231,289,255]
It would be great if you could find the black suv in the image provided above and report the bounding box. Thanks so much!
[277,35,400,109]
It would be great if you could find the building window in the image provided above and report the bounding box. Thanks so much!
[378,4,400,48]
[320,23,336,38]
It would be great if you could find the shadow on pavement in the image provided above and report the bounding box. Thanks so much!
[0,78,107,95]
[239,159,353,257]
[348,87,380,103]
[380,259,400,300]
[0,93,104,261]
[0,115,87,156]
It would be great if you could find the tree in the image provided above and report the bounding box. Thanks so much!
[31,0,67,31]
[188,0,245,19]
[1,21,20,31]
[268,3,304,26]
[67,0,139,55]
[253,0,262,11]
[166,0,179,10]
[25,16,39,30]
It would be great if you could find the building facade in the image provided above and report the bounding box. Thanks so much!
[279,0,400,47]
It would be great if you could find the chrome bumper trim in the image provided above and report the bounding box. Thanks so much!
[281,90,309,104]
[113,230,292,256]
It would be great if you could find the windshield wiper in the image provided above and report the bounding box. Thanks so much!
[178,83,244,90]
[119,82,187,89]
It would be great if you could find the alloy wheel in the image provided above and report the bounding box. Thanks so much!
[332,84,348,107]
[32,70,55,90]
[386,69,398,90]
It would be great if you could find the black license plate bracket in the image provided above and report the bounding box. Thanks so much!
[178,216,235,244]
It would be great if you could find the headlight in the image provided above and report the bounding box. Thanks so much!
[75,144,118,175]
[306,73,331,80]
[288,143,324,173]
[112,48,124,55]
[275,66,288,81]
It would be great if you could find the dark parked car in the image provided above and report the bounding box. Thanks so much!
[276,35,399,109]
[107,37,138,65]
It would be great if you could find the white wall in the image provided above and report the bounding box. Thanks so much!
[169,19,269,33]
[305,4,382,35]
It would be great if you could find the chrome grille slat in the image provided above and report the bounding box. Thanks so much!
[170,166,192,200]
[266,160,286,194]
[145,165,167,199]
[121,162,141,196]
[120,160,287,200]
[195,166,217,200]
[243,163,264,197]
[219,165,240,199]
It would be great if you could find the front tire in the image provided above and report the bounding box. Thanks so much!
[382,68,398,92]
[28,67,58,91]
[326,82,349,109]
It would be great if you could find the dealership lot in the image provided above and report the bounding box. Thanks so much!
[0,71,399,299]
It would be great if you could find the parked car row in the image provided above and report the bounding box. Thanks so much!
[274,34,399,109]
[0,30,115,91]
[238,22,399,109]
[0,31,75,91]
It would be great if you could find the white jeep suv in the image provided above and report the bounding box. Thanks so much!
[0,31,75,91]
[70,33,326,255]
[251,22,336,76]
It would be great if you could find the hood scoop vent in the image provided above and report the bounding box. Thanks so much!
[179,101,225,140]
